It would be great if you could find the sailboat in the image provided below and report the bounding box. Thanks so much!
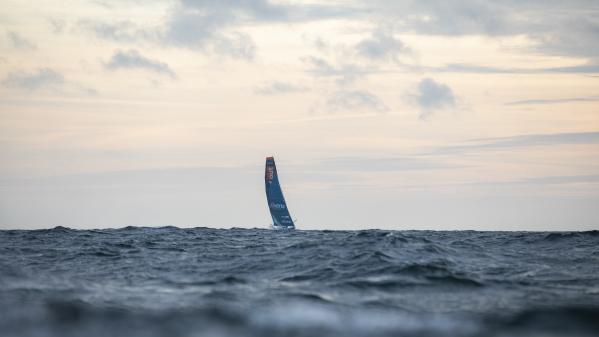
[265,156,295,230]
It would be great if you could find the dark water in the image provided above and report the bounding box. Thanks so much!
[1,227,598,337]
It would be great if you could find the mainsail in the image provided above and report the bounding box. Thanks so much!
[265,156,295,229]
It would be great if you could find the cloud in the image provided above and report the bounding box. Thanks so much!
[356,29,408,62]
[105,49,177,78]
[78,20,159,43]
[410,78,456,119]
[74,1,599,65]
[403,60,599,75]
[254,81,307,95]
[542,62,599,74]
[79,13,256,60]
[6,31,36,50]
[2,68,97,95]
[428,63,516,74]
[506,97,599,106]
[48,19,66,34]
[326,90,388,113]
[303,56,372,85]
[465,174,599,189]
[319,155,462,172]
[519,175,599,186]
[162,4,256,59]
[174,0,355,24]
[209,32,256,60]
[532,14,599,60]
[2,68,65,91]
[465,131,599,149]
[370,0,599,62]
[430,131,599,155]
[78,1,355,60]
[403,0,511,36]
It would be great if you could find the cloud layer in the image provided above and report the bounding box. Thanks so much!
[1,0,598,229]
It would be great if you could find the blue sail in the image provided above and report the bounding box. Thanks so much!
[265,156,295,229]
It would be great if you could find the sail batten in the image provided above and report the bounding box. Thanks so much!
[265,156,295,229]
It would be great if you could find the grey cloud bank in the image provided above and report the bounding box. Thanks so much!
[371,0,599,61]
[79,0,356,59]
[75,0,599,72]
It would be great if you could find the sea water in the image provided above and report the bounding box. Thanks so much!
[1,227,598,337]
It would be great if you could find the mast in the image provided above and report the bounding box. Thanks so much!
[265,156,295,229]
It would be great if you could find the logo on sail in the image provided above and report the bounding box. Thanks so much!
[270,202,286,209]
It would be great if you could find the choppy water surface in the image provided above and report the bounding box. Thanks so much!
[1,227,598,337]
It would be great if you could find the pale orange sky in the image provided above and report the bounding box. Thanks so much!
[1,0,598,230]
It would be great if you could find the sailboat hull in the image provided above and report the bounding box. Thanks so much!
[271,224,295,230]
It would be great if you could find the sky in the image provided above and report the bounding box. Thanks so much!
[0,0,598,231]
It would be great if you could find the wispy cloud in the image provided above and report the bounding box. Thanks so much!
[319,155,462,172]
[519,175,599,185]
[6,31,36,50]
[48,19,66,34]
[326,90,388,113]
[542,62,599,74]
[356,29,408,62]
[465,174,599,188]
[428,63,518,74]
[431,131,599,155]
[413,62,599,75]
[467,132,599,148]
[105,49,177,78]
[401,0,510,36]
[2,68,64,91]
[506,97,599,106]
[78,20,159,43]
[303,56,372,85]
[254,81,307,95]
[2,68,96,95]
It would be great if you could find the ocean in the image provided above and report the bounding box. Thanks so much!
[1,227,598,337]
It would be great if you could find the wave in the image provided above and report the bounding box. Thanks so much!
[544,230,599,241]
[1,227,598,337]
